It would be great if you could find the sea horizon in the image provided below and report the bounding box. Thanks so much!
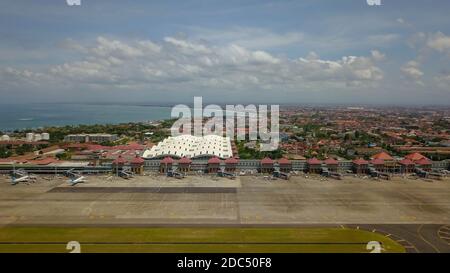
[0,103,174,132]
[1,101,450,132]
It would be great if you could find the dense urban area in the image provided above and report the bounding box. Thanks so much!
[1,106,449,166]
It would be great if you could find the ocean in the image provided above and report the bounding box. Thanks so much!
[0,103,174,131]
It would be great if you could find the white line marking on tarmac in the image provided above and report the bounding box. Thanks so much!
[418,224,440,253]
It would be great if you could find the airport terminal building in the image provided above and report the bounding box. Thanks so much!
[142,135,233,160]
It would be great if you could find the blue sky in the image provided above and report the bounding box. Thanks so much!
[1,0,450,105]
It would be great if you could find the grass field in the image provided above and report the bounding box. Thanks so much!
[0,227,405,253]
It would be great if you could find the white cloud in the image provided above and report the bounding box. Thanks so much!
[427,32,450,55]
[1,67,48,86]
[401,61,424,84]
[188,26,304,49]
[396,18,413,28]
[371,50,386,61]
[367,34,400,46]
[92,36,144,58]
[164,36,211,54]
[297,54,383,86]
[1,36,384,92]
[434,73,450,89]
[137,40,162,53]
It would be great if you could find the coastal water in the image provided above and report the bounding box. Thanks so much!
[0,103,174,131]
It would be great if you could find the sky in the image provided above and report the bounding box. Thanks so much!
[1,0,450,105]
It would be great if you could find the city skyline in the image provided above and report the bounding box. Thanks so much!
[1,0,450,105]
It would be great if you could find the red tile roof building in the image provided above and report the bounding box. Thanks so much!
[405,152,428,162]
[371,152,394,161]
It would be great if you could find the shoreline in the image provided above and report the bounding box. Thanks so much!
[0,104,174,132]
[0,119,167,133]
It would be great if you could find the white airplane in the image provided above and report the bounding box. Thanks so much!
[10,169,36,185]
[119,169,134,179]
[11,175,30,185]
[68,175,86,186]
[65,169,87,185]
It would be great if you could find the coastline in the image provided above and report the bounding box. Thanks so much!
[0,103,173,132]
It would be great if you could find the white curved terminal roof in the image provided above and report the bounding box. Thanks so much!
[143,135,232,159]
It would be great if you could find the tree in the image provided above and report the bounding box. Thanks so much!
[16,144,34,155]
[56,152,72,160]
[0,146,12,158]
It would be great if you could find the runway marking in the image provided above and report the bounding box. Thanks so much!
[418,224,440,253]
[438,225,450,246]
[348,226,419,253]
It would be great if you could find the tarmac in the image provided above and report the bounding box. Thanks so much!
[0,173,449,252]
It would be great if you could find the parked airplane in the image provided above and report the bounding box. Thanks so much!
[272,170,290,180]
[167,169,184,179]
[11,175,30,185]
[65,168,87,185]
[119,167,134,179]
[68,175,86,186]
[217,168,236,179]
[10,169,36,185]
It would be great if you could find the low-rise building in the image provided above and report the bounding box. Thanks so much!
[64,134,118,143]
